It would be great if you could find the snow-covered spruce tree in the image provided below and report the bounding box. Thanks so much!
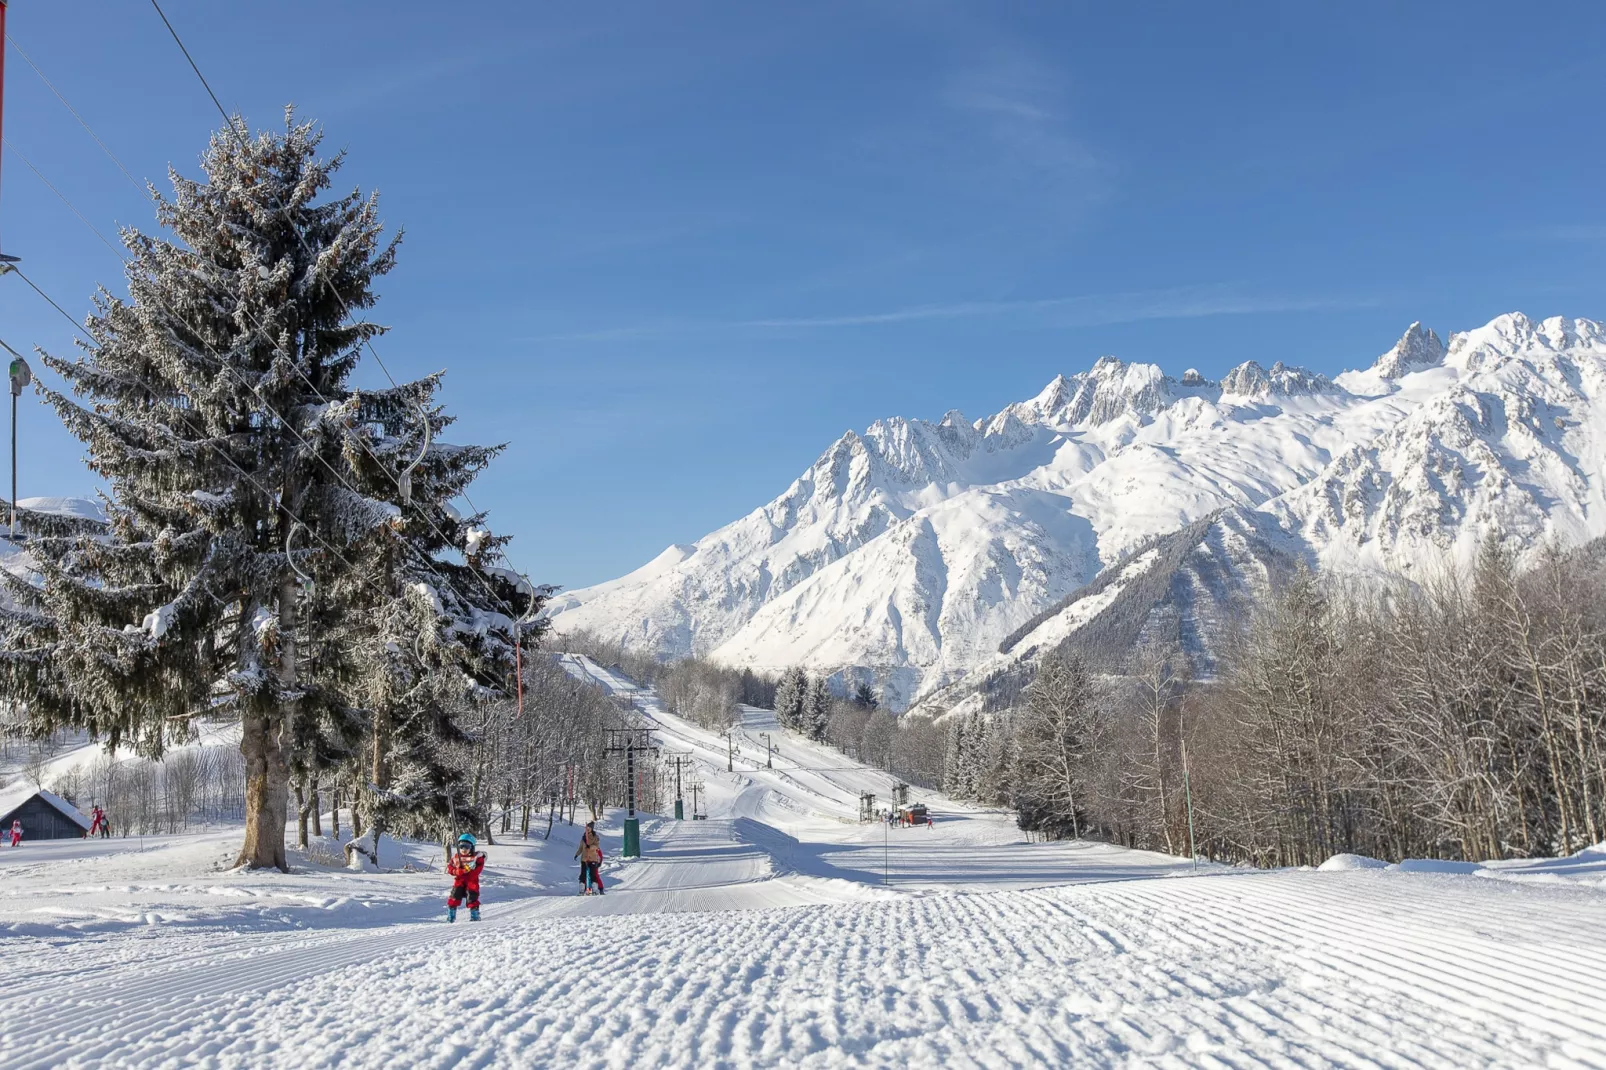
[803,674,831,742]
[0,113,408,870]
[326,378,546,864]
[773,666,807,731]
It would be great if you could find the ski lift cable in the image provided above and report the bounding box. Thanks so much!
[2,141,527,638]
[145,0,539,605]
[3,35,143,193]
[6,272,471,646]
[10,30,535,634]
[1,163,488,629]
[4,139,124,259]
[12,266,369,576]
[12,267,498,682]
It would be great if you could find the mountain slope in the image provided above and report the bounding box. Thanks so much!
[548,314,1606,708]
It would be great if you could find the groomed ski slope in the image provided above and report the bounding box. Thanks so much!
[0,658,1602,1068]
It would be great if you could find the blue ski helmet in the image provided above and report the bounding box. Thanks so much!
[457,833,477,849]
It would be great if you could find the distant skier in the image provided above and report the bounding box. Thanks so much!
[446,833,486,922]
[88,806,107,838]
[574,821,605,895]
[8,819,21,847]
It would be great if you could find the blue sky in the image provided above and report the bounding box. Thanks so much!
[1,2,1603,589]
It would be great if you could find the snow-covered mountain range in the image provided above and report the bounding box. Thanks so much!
[546,313,1606,709]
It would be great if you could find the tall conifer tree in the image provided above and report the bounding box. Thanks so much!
[0,113,536,870]
[804,674,831,742]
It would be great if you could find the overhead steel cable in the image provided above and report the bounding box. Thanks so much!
[4,138,125,259]
[12,265,371,586]
[1,62,533,631]
[3,35,143,192]
[7,170,500,635]
[144,0,541,610]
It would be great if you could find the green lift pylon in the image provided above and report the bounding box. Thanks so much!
[606,728,655,857]
[668,753,692,820]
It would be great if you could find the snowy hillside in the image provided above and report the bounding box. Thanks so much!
[547,314,1606,707]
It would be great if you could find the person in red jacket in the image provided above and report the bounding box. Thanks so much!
[446,833,486,922]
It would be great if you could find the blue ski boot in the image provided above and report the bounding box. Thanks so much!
[470,907,481,922]
[447,906,458,923]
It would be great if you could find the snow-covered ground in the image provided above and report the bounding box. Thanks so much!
[2,658,1604,1068]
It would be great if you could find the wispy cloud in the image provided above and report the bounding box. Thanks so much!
[535,285,1371,343]
[853,9,1109,231]
[934,24,1111,220]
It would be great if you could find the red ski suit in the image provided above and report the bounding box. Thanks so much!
[447,852,485,909]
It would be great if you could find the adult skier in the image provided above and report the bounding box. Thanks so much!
[88,806,106,838]
[446,834,486,922]
[574,821,605,895]
[9,819,21,847]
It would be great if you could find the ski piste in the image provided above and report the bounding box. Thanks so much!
[3,654,1606,1067]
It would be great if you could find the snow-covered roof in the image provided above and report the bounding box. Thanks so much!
[0,784,93,830]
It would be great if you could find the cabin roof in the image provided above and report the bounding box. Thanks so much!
[0,785,92,830]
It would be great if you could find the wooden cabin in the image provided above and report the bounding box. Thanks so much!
[0,786,93,840]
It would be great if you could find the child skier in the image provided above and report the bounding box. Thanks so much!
[574,821,605,895]
[446,833,486,922]
[88,806,106,838]
[9,819,21,847]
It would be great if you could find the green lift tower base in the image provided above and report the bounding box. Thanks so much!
[606,728,656,859]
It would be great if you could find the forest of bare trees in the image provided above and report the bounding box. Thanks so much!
[942,538,1606,866]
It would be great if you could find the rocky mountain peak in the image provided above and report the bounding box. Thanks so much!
[1375,322,1446,379]
[1221,360,1336,400]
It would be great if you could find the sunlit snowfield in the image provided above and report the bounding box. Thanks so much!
[2,658,1604,1069]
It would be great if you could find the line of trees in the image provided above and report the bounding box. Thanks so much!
[558,630,775,730]
[554,632,963,793]
[940,538,1606,866]
[4,647,662,849]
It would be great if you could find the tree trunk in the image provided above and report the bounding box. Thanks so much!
[311,776,322,838]
[235,708,290,870]
[295,780,309,849]
[234,577,298,871]
[370,705,390,867]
